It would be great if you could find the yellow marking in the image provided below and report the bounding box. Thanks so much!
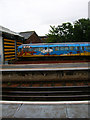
[4,52,15,54]
[4,49,15,51]
[4,55,15,57]
[17,42,22,44]
[5,58,15,61]
[17,45,21,46]
[4,42,15,45]
[4,39,15,42]
[4,46,15,48]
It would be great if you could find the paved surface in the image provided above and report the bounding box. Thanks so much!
[0,62,89,71]
[0,101,89,118]
[2,63,89,68]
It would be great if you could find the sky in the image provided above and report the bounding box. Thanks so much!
[0,0,89,36]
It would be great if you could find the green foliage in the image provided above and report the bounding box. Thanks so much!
[46,18,90,43]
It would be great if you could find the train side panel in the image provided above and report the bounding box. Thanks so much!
[17,43,90,58]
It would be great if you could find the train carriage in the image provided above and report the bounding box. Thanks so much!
[17,42,90,60]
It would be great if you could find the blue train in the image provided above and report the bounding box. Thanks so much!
[17,42,90,58]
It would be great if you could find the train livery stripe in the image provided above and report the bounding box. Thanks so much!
[18,52,90,57]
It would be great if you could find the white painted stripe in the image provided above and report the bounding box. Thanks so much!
[0,67,89,71]
[1,62,89,66]
[0,100,89,105]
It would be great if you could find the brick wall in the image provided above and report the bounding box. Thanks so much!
[24,32,42,44]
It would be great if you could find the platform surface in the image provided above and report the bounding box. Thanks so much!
[0,62,89,71]
[0,101,89,118]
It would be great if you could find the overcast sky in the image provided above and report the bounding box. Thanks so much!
[0,0,89,36]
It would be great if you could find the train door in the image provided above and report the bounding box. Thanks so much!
[75,46,81,55]
[48,47,53,55]
[81,46,85,55]
[84,45,90,56]
[69,46,75,55]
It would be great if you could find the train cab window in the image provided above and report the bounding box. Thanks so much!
[23,48,26,52]
[60,47,64,51]
[70,46,74,50]
[65,47,69,51]
[29,48,32,51]
[86,46,90,50]
[19,48,22,52]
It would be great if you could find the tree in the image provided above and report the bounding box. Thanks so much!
[46,26,60,43]
[73,18,90,42]
[46,18,90,43]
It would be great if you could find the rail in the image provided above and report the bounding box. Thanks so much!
[2,86,89,101]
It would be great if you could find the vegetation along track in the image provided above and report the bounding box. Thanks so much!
[2,86,89,101]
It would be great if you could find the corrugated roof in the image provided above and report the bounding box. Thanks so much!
[19,31,35,39]
[0,25,23,37]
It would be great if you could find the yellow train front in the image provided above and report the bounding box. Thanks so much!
[17,42,90,60]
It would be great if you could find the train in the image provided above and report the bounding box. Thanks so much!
[17,42,90,59]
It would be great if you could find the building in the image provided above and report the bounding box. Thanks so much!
[0,26,24,64]
[39,36,48,43]
[88,1,90,19]
[19,31,42,44]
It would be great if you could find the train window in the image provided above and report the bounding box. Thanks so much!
[19,48,22,52]
[29,48,32,51]
[23,48,26,52]
[65,47,69,50]
[82,46,84,50]
[35,48,39,51]
[70,46,74,50]
[76,46,80,50]
[26,48,29,52]
[86,46,90,50]
[45,47,47,50]
[55,47,59,51]
[39,48,43,51]
[60,47,64,50]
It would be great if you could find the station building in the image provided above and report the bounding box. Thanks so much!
[20,31,42,44]
[0,26,24,64]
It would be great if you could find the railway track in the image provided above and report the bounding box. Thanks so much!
[2,79,89,87]
[14,59,90,64]
[2,86,89,101]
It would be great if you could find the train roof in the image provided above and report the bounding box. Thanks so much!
[18,42,90,48]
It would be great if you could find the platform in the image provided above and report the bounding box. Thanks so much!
[0,62,89,71]
[0,101,89,118]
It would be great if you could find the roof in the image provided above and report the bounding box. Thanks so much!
[18,42,90,48]
[0,25,23,37]
[19,31,35,39]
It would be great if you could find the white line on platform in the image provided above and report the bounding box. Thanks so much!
[0,100,89,105]
[0,67,89,71]
[1,62,89,66]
